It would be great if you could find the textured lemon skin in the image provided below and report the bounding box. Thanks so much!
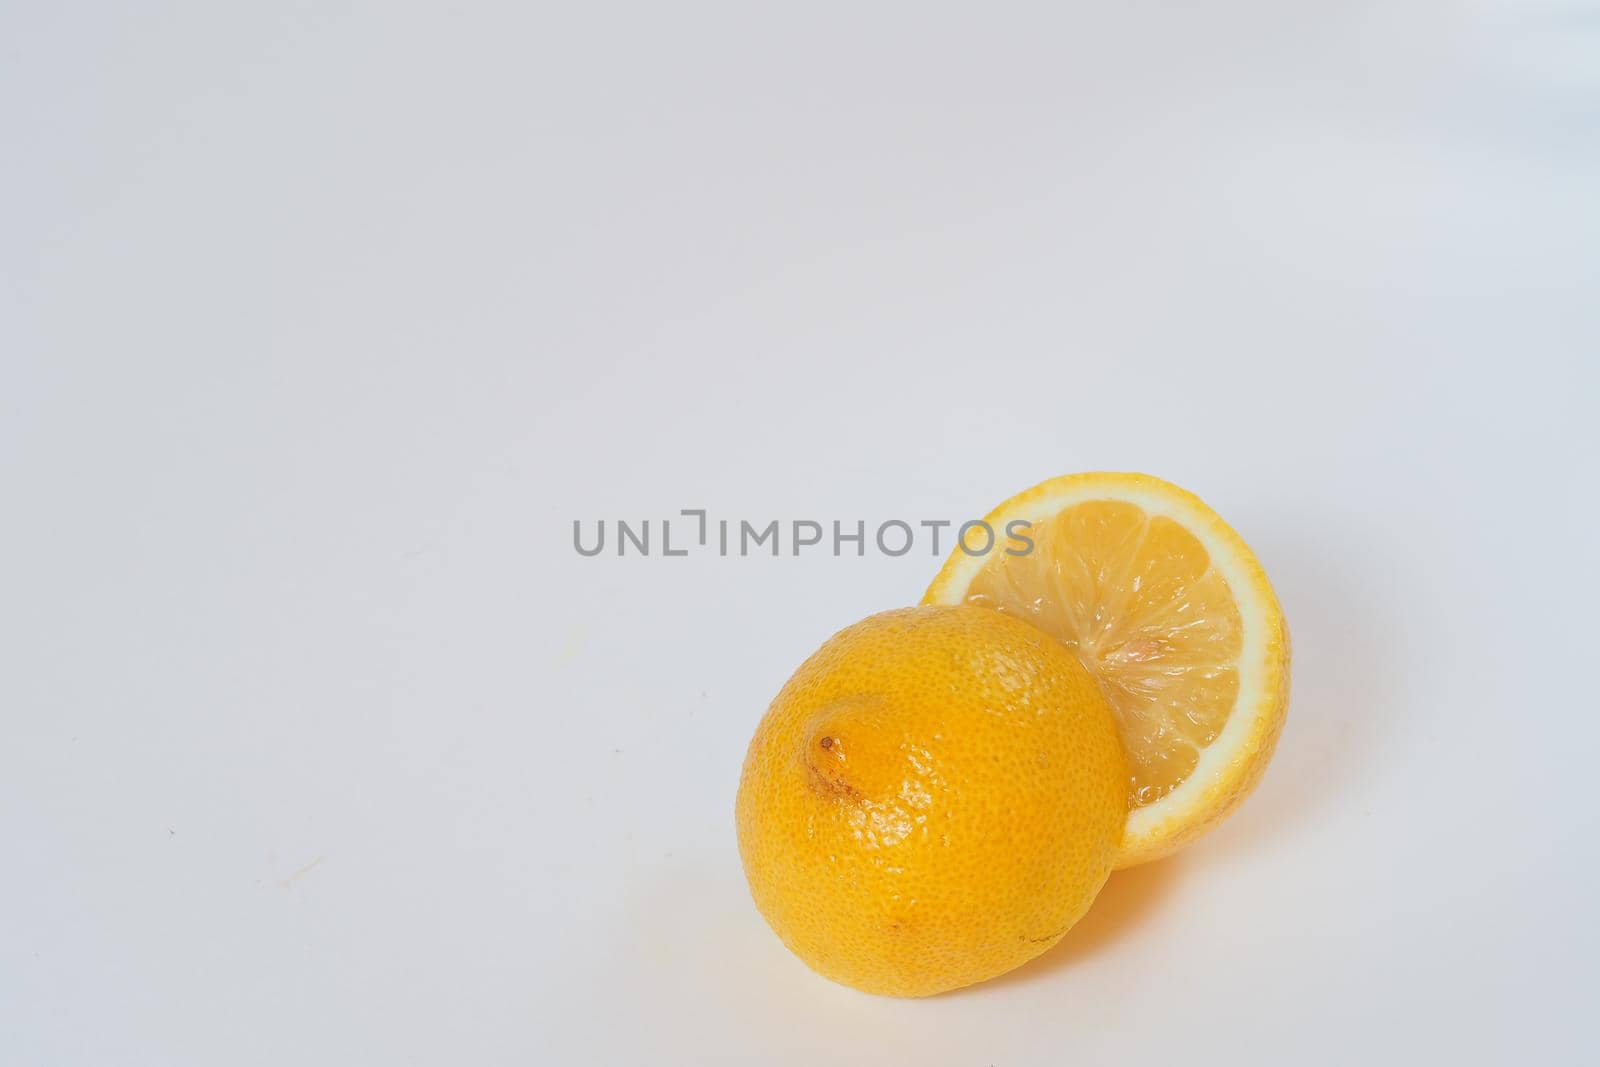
[923,472,1291,869]
[735,605,1126,998]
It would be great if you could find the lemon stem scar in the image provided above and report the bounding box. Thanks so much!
[804,731,859,800]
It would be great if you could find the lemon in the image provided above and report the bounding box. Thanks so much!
[924,472,1290,867]
[735,605,1126,997]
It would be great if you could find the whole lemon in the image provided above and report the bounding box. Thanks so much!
[735,605,1127,997]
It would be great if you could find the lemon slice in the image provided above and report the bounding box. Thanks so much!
[924,472,1290,867]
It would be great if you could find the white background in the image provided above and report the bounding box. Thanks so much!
[4,3,1597,1064]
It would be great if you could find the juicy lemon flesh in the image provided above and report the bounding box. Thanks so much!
[962,501,1243,809]
[735,605,1126,998]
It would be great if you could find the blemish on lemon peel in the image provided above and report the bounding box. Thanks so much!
[804,759,861,802]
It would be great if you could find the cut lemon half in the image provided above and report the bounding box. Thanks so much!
[924,472,1289,867]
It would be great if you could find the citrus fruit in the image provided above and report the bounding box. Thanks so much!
[924,472,1290,868]
[735,604,1126,997]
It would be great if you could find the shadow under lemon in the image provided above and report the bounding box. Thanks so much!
[945,856,1187,995]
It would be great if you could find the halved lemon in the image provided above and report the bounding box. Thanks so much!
[924,472,1289,867]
